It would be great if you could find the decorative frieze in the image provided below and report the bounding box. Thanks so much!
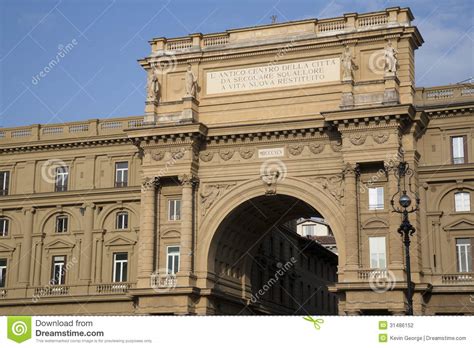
[288,144,304,156]
[219,148,235,161]
[200,183,236,216]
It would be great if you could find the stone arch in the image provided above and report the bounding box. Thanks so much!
[97,203,140,230]
[432,183,474,211]
[39,207,81,234]
[196,176,345,274]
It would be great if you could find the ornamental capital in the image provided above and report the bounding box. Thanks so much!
[178,174,199,187]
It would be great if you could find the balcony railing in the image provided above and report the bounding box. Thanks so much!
[441,273,474,284]
[415,84,474,107]
[96,283,131,294]
[34,285,70,297]
[358,268,388,280]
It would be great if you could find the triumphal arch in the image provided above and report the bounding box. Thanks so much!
[1,7,473,315]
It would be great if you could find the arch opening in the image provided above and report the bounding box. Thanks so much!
[208,193,339,315]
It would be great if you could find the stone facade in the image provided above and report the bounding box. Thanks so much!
[0,7,473,315]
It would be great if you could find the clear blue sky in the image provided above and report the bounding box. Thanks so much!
[1,0,473,127]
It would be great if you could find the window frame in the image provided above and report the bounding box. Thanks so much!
[115,162,129,187]
[302,224,316,236]
[51,255,67,285]
[55,166,69,192]
[55,215,68,233]
[0,259,7,288]
[0,218,9,237]
[451,135,468,164]
[369,236,387,269]
[455,238,472,273]
[112,252,128,283]
[166,245,180,274]
[168,199,181,221]
[0,171,9,196]
[368,187,384,210]
[454,192,471,212]
[116,211,129,230]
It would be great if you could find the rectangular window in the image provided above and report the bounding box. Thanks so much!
[55,166,69,192]
[0,171,9,196]
[455,192,471,212]
[452,136,467,164]
[168,199,181,221]
[369,236,386,269]
[113,252,128,282]
[51,256,66,285]
[56,215,68,233]
[166,246,180,274]
[368,187,384,210]
[0,259,6,288]
[116,212,129,230]
[115,162,128,187]
[456,238,472,273]
[0,218,8,237]
[302,224,315,236]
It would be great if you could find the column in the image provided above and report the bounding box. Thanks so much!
[178,174,196,275]
[34,241,43,286]
[387,166,404,268]
[137,177,157,287]
[19,207,35,285]
[80,203,95,282]
[343,163,359,269]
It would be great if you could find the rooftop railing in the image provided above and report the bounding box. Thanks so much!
[415,84,474,107]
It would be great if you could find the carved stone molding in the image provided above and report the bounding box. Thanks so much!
[288,144,304,156]
[178,174,199,187]
[150,150,165,161]
[313,175,345,205]
[261,172,281,195]
[141,177,159,191]
[308,142,325,154]
[219,148,235,161]
[239,147,254,159]
[199,183,236,216]
[373,132,390,144]
[342,162,360,177]
[200,150,214,162]
[349,133,367,146]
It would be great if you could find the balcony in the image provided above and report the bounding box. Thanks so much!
[34,285,70,297]
[358,268,389,280]
[441,273,474,284]
[95,283,131,294]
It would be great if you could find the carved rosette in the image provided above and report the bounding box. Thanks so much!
[239,147,254,159]
[288,144,304,156]
[219,148,235,161]
[199,183,235,216]
[330,140,342,152]
[373,132,390,144]
[349,133,367,146]
[308,142,325,154]
[199,150,214,162]
[151,150,165,161]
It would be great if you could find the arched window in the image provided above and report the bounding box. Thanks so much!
[56,215,68,233]
[116,211,129,230]
[454,192,471,212]
[0,217,9,237]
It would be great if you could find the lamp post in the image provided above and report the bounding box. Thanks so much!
[390,161,420,315]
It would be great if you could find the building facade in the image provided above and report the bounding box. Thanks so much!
[0,7,473,315]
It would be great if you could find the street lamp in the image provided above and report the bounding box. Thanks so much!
[390,161,420,315]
